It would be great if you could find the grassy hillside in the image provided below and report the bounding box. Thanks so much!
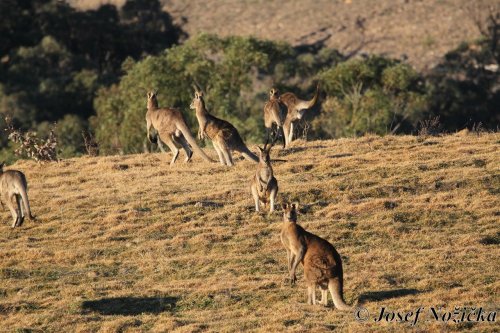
[0,133,499,332]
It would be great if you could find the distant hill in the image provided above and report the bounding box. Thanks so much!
[70,0,497,71]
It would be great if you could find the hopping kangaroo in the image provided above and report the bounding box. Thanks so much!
[0,163,35,228]
[146,91,214,165]
[250,137,278,213]
[190,89,258,166]
[280,203,350,310]
[280,84,320,147]
[263,88,286,148]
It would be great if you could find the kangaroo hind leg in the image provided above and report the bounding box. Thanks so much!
[15,194,25,227]
[6,194,19,228]
[251,185,260,212]
[176,135,193,163]
[162,136,180,166]
[213,142,226,166]
[221,146,233,166]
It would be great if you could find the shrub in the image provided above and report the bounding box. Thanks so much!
[4,117,58,162]
[314,56,427,138]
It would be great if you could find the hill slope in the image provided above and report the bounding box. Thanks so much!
[0,133,499,332]
[70,0,497,71]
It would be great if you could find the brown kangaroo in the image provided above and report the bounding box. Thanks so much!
[280,203,350,310]
[146,91,214,165]
[0,163,35,228]
[190,88,258,166]
[263,88,286,148]
[280,84,320,147]
[250,136,278,213]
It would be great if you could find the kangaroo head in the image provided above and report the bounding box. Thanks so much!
[257,146,272,165]
[282,202,298,222]
[190,90,204,110]
[147,90,159,109]
[259,129,279,162]
[269,88,279,100]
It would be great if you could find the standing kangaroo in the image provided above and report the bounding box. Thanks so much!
[190,88,258,166]
[250,136,278,213]
[280,203,350,310]
[146,91,214,165]
[0,163,35,228]
[263,88,286,148]
[280,84,320,147]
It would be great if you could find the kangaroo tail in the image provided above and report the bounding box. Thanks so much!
[177,122,215,163]
[328,276,350,311]
[19,185,35,220]
[239,145,258,163]
[296,83,320,110]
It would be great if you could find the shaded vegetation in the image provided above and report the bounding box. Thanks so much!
[0,0,183,160]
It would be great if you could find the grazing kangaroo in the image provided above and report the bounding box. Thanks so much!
[280,203,350,310]
[250,136,278,213]
[280,84,320,147]
[0,163,35,228]
[146,91,214,165]
[190,88,258,166]
[263,88,286,148]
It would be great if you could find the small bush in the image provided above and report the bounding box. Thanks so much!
[4,117,58,162]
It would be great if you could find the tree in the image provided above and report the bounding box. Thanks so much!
[93,34,295,153]
[314,56,427,138]
[427,4,500,130]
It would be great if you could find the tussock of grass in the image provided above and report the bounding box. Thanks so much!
[0,133,499,332]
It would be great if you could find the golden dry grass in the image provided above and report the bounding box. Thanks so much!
[0,133,499,332]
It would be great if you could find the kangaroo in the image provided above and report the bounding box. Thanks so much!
[146,91,214,165]
[250,136,278,213]
[0,163,35,228]
[280,203,350,310]
[280,84,320,147]
[189,88,258,166]
[263,88,286,148]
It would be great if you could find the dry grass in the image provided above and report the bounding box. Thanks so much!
[0,133,499,332]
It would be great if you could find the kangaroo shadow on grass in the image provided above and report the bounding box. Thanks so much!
[279,145,327,155]
[171,201,224,209]
[358,288,421,304]
[327,153,353,159]
[81,296,178,316]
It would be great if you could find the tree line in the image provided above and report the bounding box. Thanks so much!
[1,0,498,161]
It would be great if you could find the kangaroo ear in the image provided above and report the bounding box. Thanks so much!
[291,202,299,210]
[281,203,288,210]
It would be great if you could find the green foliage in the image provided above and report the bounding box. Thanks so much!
[314,56,427,137]
[0,0,183,158]
[92,85,126,154]
[93,34,295,153]
[53,115,86,158]
[2,0,497,158]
